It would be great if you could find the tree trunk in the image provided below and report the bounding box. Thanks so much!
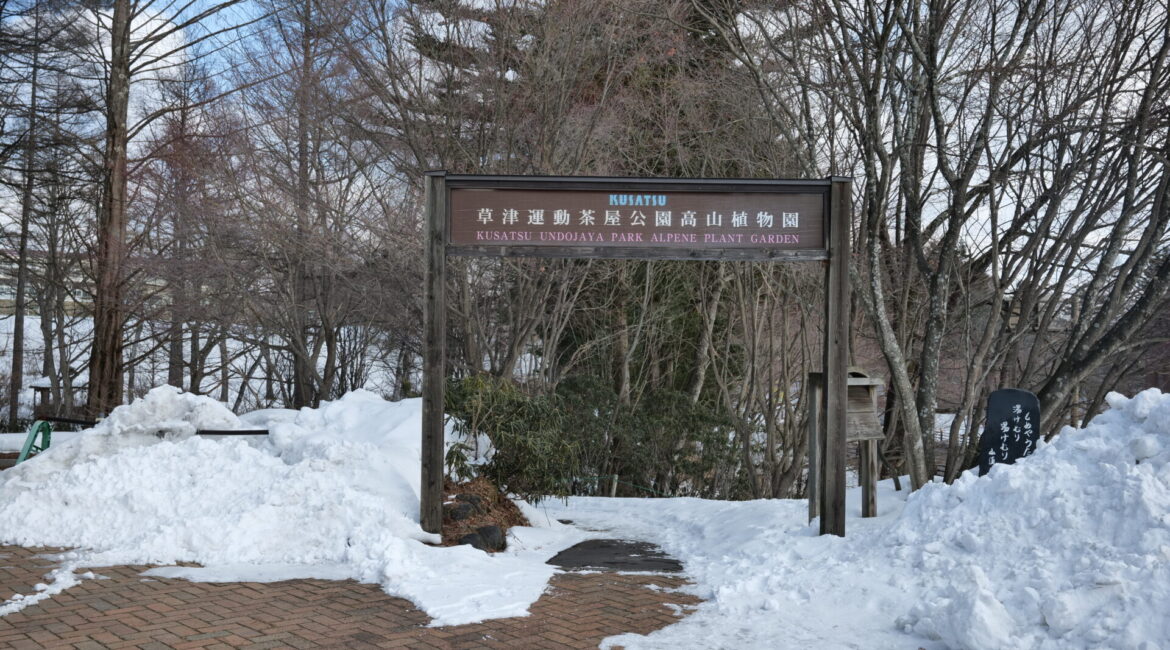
[291,0,315,408]
[189,328,203,393]
[87,0,132,417]
[615,307,631,407]
[167,319,184,388]
[858,221,931,489]
[219,339,230,402]
[688,262,725,404]
[9,37,39,427]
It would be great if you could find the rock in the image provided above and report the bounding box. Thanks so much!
[455,493,487,514]
[476,525,506,552]
[444,502,474,521]
[458,533,485,550]
[456,526,506,552]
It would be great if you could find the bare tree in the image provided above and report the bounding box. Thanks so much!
[704,0,1170,487]
[84,0,249,416]
[5,0,43,426]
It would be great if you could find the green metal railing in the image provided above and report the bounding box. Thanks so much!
[16,420,52,464]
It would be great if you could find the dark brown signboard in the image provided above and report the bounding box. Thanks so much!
[440,176,830,261]
[450,187,824,256]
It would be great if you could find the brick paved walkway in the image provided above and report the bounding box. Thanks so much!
[0,546,699,649]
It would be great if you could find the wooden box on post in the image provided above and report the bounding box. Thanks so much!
[807,368,883,522]
[845,370,883,518]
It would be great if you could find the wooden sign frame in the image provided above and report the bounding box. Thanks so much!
[421,172,852,536]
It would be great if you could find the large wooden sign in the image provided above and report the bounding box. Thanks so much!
[422,173,853,536]
[440,176,832,261]
[449,186,825,258]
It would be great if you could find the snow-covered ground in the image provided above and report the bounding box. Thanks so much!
[1,386,1168,649]
[542,389,1170,649]
[0,386,583,625]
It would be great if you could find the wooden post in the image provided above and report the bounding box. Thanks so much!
[860,440,879,517]
[861,376,879,517]
[819,177,852,536]
[807,372,822,523]
[421,171,447,534]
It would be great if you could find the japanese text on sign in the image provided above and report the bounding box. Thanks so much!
[449,188,825,251]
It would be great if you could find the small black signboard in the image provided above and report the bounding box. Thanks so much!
[978,388,1041,476]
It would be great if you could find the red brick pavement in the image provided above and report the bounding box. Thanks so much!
[0,545,699,649]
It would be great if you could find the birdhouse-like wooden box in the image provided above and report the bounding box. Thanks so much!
[807,368,886,521]
[846,371,884,442]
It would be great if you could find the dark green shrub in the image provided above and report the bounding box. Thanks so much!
[447,374,741,500]
[447,375,581,502]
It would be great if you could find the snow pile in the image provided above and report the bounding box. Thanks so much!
[0,386,581,625]
[2,388,244,483]
[543,388,1170,649]
[95,385,244,436]
[0,430,83,453]
[895,388,1170,649]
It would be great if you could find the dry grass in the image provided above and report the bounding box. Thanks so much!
[440,477,530,547]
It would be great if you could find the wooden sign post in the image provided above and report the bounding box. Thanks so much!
[422,173,852,536]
